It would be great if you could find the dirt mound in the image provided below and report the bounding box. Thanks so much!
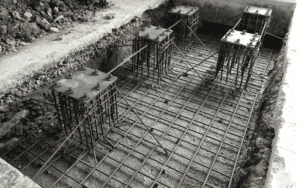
[0,0,109,56]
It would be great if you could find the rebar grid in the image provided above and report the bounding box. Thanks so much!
[1,30,276,188]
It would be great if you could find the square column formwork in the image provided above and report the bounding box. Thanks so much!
[51,66,118,150]
[215,29,261,90]
[237,5,272,37]
[132,25,174,86]
[168,5,200,50]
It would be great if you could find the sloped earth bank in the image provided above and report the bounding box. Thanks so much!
[0,0,109,57]
[231,43,287,188]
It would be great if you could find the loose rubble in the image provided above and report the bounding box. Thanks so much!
[0,0,111,57]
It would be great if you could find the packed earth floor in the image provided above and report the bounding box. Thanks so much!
[0,30,278,188]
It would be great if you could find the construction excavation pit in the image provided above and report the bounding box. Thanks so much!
[0,1,291,188]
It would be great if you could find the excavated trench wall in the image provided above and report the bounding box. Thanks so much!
[231,44,287,188]
[176,0,296,36]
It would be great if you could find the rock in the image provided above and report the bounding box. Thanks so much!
[35,116,45,126]
[53,7,59,15]
[5,38,16,47]
[50,27,59,33]
[42,124,53,132]
[0,6,9,24]
[12,11,24,21]
[24,122,38,132]
[18,21,32,39]
[30,22,41,36]
[105,13,115,20]
[35,5,44,13]
[59,2,68,12]
[0,104,9,112]
[56,25,62,30]
[0,25,7,34]
[0,109,29,139]
[46,7,52,17]
[13,0,17,3]
[15,123,23,136]
[39,18,51,30]
[0,137,19,150]
[52,0,60,6]
[256,137,265,149]
[263,137,272,146]
[84,11,94,21]
[53,15,63,23]
[19,41,28,46]
[40,10,48,18]
[7,23,19,37]
[34,15,42,25]
[46,170,52,175]
[23,11,33,21]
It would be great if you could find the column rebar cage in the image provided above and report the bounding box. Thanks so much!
[18,66,121,185]
[168,5,200,49]
[237,5,273,38]
[132,25,175,86]
[51,66,118,151]
[214,29,261,91]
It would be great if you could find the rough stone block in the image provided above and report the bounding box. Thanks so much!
[0,24,7,34]
[0,109,28,139]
